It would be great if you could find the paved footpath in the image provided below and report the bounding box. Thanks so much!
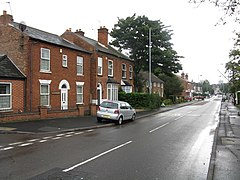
[208,101,240,180]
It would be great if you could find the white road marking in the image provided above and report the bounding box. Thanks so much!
[27,139,40,142]
[174,115,185,121]
[87,129,94,132]
[39,140,48,143]
[62,141,133,172]
[56,133,66,137]
[149,122,169,133]
[66,132,75,135]
[18,143,33,147]
[9,142,23,146]
[65,134,73,137]
[0,147,14,151]
[74,132,83,135]
[52,137,62,140]
[43,136,53,139]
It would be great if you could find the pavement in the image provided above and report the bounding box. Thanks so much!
[207,101,240,180]
[1,99,240,179]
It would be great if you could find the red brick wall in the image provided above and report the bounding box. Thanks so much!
[0,79,25,113]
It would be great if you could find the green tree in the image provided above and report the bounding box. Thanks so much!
[110,14,182,91]
[158,74,184,98]
[202,80,214,94]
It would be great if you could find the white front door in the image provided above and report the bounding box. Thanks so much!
[61,86,68,110]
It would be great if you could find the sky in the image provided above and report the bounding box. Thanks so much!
[0,0,238,84]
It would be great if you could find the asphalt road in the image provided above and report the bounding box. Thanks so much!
[0,98,221,179]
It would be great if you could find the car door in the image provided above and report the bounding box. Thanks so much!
[120,103,128,120]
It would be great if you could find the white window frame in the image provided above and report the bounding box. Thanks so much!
[77,56,84,75]
[129,65,133,79]
[98,57,103,75]
[76,82,84,104]
[62,54,68,67]
[107,83,118,101]
[0,82,12,110]
[39,80,51,106]
[122,86,132,93]
[122,63,126,78]
[40,48,50,72]
[108,60,113,77]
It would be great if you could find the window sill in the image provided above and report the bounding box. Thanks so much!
[40,71,52,74]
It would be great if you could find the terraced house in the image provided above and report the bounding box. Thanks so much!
[0,11,134,122]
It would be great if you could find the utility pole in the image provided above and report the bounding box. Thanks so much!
[149,28,152,94]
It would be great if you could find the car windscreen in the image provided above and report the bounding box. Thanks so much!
[100,102,118,109]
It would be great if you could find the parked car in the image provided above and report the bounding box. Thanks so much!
[97,100,136,125]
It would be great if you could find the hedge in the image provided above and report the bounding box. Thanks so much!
[118,92,163,109]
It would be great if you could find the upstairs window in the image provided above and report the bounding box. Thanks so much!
[98,57,103,75]
[40,48,50,72]
[0,83,11,110]
[108,60,113,77]
[77,56,83,75]
[122,64,126,78]
[129,65,133,79]
[62,55,67,67]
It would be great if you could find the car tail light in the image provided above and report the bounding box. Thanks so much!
[98,107,100,111]
[114,109,120,114]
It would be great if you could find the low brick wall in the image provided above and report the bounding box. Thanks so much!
[0,105,91,123]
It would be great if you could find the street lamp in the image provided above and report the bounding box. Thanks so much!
[149,28,152,94]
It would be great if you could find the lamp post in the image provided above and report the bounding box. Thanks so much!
[149,28,152,94]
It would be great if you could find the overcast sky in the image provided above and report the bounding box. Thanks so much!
[0,0,237,84]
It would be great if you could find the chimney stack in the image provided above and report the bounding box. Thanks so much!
[0,10,13,25]
[98,26,108,47]
[181,72,185,79]
[75,29,85,36]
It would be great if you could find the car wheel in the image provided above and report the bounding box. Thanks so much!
[118,116,123,125]
[97,117,102,123]
[131,114,136,121]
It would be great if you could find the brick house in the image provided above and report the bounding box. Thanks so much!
[139,71,164,97]
[0,11,93,121]
[62,27,134,105]
[0,55,26,113]
[178,72,193,99]
[0,11,134,122]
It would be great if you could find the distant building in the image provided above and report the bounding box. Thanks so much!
[178,72,193,98]
[139,71,164,97]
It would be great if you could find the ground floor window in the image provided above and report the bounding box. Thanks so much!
[0,83,11,110]
[107,83,118,101]
[121,86,132,93]
[76,82,84,104]
[39,80,51,106]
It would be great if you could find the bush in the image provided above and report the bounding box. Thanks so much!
[163,99,173,106]
[119,92,162,109]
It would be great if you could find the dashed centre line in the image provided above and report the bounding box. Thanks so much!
[149,122,169,133]
[0,130,94,152]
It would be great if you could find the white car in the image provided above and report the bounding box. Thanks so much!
[97,100,136,125]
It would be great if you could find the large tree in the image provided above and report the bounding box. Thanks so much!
[110,14,182,90]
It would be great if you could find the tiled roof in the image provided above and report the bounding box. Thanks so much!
[12,22,91,54]
[75,34,132,61]
[0,55,26,79]
[139,71,164,83]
